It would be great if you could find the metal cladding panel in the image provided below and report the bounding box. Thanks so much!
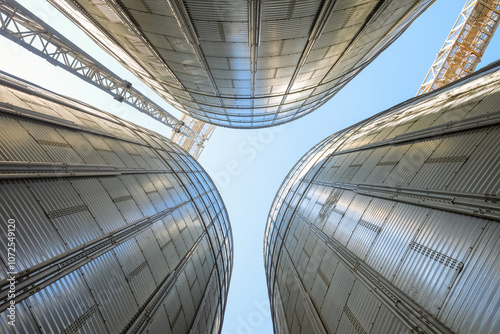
[448,126,500,195]
[180,214,197,251]
[98,148,127,167]
[198,237,216,281]
[134,146,164,170]
[184,261,202,305]
[0,301,40,334]
[189,214,205,244]
[467,84,500,118]
[0,72,232,333]
[121,143,150,168]
[99,177,145,223]
[261,17,314,41]
[163,286,183,328]
[334,194,372,246]
[73,115,102,133]
[24,182,102,248]
[155,174,179,207]
[120,175,157,217]
[18,119,84,164]
[367,126,395,146]
[71,178,127,233]
[309,247,330,309]
[57,130,108,165]
[383,139,440,187]
[50,0,432,128]
[393,210,488,317]
[162,212,180,250]
[113,238,147,275]
[349,151,376,184]
[80,132,112,151]
[266,61,500,333]
[82,134,126,167]
[439,221,500,333]
[143,182,169,213]
[50,211,103,249]
[27,178,85,212]
[320,260,356,333]
[0,85,28,107]
[376,143,410,165]
[365,203,430,280]
[81,252,139,332]
[170,289,191,333]
[146,306,173,334]
[96,120,137,142]
[299,237,320,290]
[0,181,66,274]
[186,258,209,310]
[25,271,106,334]
[336,316,360,334]
[299,314,315,334]
[133,129,163,150]
[290,218,308,260]
[116,239,157,306]
[195,271,222,334]
[7,92,60,119]
[346,197,392,260]
[370,304,413,334]
[103,139,141,169]
[343,280,381,334]
[0,115,52,162]
[298,186,321,223]
[318,243,340,283]
[279,264,297,330]
[192,246,209,286]
[323,190,353,237]
[136,225,170,282]
[171,214,191,256]
[409,131,487,190]
[364,163,395,186]
[138,172,158,192]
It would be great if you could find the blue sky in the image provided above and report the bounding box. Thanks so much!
[1,1,499,334]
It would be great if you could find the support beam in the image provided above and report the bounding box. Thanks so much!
[307,180,500,220]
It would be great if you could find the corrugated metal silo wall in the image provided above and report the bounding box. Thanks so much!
[0,71,233,334]
[265,60,500,334]
[49,0,434,128]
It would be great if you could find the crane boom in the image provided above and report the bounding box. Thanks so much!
[0,0,203,142]
[417,0,500,95]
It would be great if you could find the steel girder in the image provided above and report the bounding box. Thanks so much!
[0,0,203,142]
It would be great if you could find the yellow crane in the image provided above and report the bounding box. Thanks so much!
[170,115,216,160]
[417,0,500,95]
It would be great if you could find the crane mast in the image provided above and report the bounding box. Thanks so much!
[417,0,500,95]
[170,115,216,160]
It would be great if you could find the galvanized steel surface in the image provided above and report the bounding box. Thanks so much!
[0,70,233,333]
[264,61,500,333]
[49,0,433,128]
